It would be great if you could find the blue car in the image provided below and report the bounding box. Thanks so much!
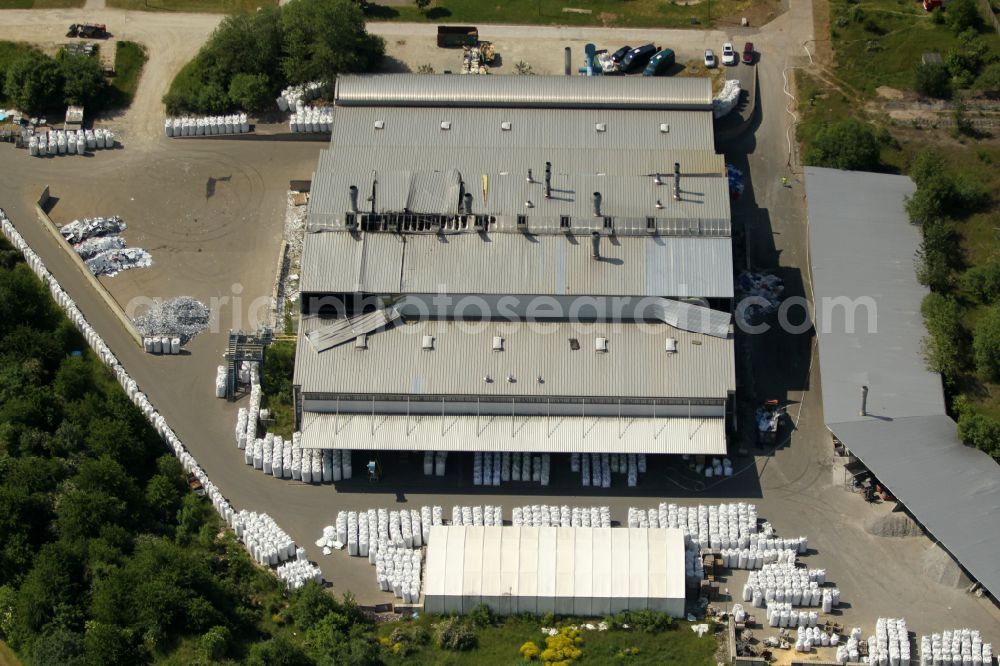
[620,44,657,73]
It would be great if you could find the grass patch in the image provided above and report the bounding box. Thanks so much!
[366,0,778,28]
[376,615,718,665]
[263,339,296,439]
[107,0,276,12]
[0,0,83,7]
[829,0,1000,95]
[107,41,148,107]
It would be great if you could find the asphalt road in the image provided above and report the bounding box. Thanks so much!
[2,0,999,647]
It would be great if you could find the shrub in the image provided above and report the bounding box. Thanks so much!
[804,119,881,171]
[978,62,1000,93]
[920,293,966,382]
[957,410,1000,457]
[520,640,541,661]
[915,219,960,292]
[914,62,952,99]
[434,617,477,651]
[467,603,498,628]
[962,262,1000,302]
[862,18,885,34]
[228,73,273,113]
[199,625,230,661]
[973,305,1000,380]
[541,627,584,664]
[945,0,985,34]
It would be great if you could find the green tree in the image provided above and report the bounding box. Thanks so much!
[57,51,107,109]
[973,305,1000,380]
[415,0,431,11]
[804,119,881,171]
[30,627,85,666]
[946,0,984,33]
[920,293,966,382]
[4,50,64,113]
[288,582,339,630]
[914,62,952,99]
[228,73,272,112]
[145,474,182,524]
[245,635,313,666]
[915,219,960,292]
[83,622,143,666]
[280,0,385,84]
[962,261,1000,302]
[199,625,231,661]
[978,62,1000,92]
[957,410,1000,457]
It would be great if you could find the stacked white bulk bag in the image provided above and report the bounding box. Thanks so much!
[540,453,550,486]
[272,436,283,477]
[301,449,312,483]
[836,628,864,664]
[29,129,117,157]
[235,407,248,449]
[410,509,422,547]
[288,105,333,133]
[277,81,326,113]
[342,449,352,479]
[375,545,422,603]
[282,439,292,479]
[921,628,991,665]
[323,449,335,482]
[434,451,447,476]
[276,559,323,590]
[311,449,322,483]
[215,365,227,397]
[423,451,434,475]
[868,618,910,666]
[473,452,483,485]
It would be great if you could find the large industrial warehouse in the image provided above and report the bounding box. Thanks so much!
[293,74,735,466]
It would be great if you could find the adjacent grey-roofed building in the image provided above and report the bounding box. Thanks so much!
[335,74,713,110]
[806,166,1000,602]
[293,75,735,456]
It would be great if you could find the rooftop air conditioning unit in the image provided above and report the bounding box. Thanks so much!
[595,337,608,353]
[665,337,678,353]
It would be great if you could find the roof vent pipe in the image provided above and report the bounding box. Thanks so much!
[592,191,602,217]
[463,193,473,215]
[348,186,359,213]
[564,47,572,76]
[591,231,601,259]
[654,173,663,186]
[526,168,533,183]
[673,162,681,201]
[544,161,552,199]
[860,385,869,416]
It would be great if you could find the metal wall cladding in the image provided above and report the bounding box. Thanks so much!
[334,74,713,110]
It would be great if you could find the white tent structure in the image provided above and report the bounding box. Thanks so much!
[423,525,686,617]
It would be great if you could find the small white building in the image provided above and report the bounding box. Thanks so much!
[423,525,686,617]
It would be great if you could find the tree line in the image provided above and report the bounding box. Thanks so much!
[0,238,390,664]
[163,0,384,116]
[1,47,109,115]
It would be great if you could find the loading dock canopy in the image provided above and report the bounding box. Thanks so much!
[423,526,686,617]
[806,166,1000,601]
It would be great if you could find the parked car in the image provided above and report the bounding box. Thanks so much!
[643,49,676,76]
[721,42,737,66]
[704,48,717,68]
[610,45,632,64]
[621,44,657,73]
[742,41,755,64]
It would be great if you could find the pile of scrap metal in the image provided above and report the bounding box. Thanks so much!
[461,44,493,75]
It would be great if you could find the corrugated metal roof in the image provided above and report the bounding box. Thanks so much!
[294,319,734,399]
[806,166,1000,601]
[297,412,726,455]
[305,307,400,352]
[423,526,686,616]
[336,74,712,110]
[299,231,734,299]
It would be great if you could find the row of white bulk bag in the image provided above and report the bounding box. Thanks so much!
[276,81,326,113]
[0,210,317,589]
[143,336,180,354]
[165,114,249,137]
[766,602,820,629]
[626,502,765,549]
[421,451,449,476]
[795,625,839,652]
[215,365,227,398]
[921,628,992,665]
[28,128,116,157]
[450,505,502,527]
[571,452,646,481]
[375,543,422,603]
[512,505,611,528]
[288,106,332,133]
[836,629,865,664]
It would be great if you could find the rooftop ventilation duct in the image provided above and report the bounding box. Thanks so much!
[654,173,663,186]
[673,162,681,201]
[544,161,552,199]
[463,193,473,215]
[860,385,869,416]
[526,168,533,183]
[592,191,602,217]
[348,185,359,213]
[590,231,601,260]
